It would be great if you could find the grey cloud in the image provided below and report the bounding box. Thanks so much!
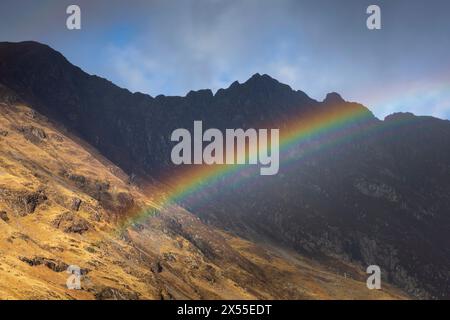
[1,0,449,118]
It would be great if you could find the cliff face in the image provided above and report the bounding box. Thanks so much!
[1,41,449,299]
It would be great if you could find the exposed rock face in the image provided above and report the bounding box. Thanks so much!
[150,261,163,273]
[19,256,90,275]
[19,256,69,272]
[20,190,47,214]
[59,170,137,215]
[0,41,449,299]
[94,287,140,300]
[18,125,47,143]
[0,211,8,222]
[52,211,90,234]
[70,197,82,211]
[1,189,48,216]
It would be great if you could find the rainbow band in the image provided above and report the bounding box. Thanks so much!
[117,101,412,233]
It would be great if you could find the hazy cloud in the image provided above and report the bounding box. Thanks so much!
[0,0,449,118]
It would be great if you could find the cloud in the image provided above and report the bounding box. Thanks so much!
[108,45,161,95]
[2,0,450,118]
[361,77,450,119]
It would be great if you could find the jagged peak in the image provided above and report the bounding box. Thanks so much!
[244,73,282,86]
[217,73,294,95]
[186,89,214,99]
[229,80,241,89]
[323,92,345,104]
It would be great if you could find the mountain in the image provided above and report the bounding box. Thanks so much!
[0,82,406,299]
[0,41,449,299]
[0,42,373,176]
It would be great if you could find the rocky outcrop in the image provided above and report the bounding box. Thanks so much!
[0,211,8,222]
[94,287,140,300]
[19,256,90,275]
[52,211,90,234]
[0,188,48,216]
[59,170,137,215]
[19,256,69,272]
[150,261,163,273]
[17,125,47,143]
[70,197,82,211]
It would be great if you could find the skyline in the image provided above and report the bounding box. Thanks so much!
[0,0,449,119]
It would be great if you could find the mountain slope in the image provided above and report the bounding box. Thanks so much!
[0,84,406,299]
[1,41,449,299]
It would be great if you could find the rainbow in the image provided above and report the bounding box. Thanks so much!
[117,100,412,232]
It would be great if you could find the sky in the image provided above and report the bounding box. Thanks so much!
[0,0,449,119]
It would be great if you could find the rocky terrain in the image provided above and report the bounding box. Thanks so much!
[0,83,406,299]
[0,41,449,299]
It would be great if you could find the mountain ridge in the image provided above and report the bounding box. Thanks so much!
[1,41,449,299]
[0,81,408,299]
